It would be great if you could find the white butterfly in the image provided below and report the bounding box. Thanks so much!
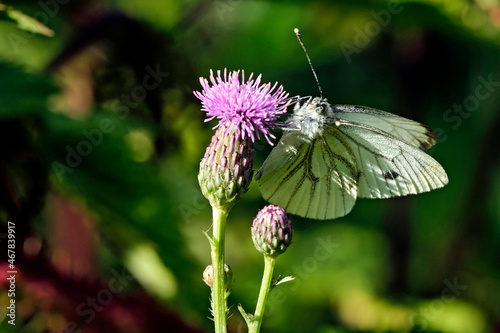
[255,97,449,220]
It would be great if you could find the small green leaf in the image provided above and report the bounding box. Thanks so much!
[237,304,253,326]
[272,275,295,288]
[202,229,215,250]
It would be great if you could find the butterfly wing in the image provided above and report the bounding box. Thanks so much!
[332,105,437,150]
[335,120,448,199]
[256,129,359,220]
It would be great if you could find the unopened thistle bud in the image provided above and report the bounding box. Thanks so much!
[203,264,233,288]
[252,205,293,258]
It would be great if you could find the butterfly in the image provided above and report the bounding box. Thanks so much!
[255,97,448,220]
[255,29,448,220]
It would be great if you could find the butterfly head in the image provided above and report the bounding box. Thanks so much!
[288,97,335,139]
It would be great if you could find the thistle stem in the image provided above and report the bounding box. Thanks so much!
[211,206,228,333]
[249,255,276,333]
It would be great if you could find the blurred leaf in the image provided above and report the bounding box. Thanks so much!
[0,4,54,36]
[125,243,178,301]
[0,62,56,117]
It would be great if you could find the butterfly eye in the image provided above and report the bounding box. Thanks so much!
[315,105,325,114]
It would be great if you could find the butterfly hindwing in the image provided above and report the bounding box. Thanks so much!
[256,129,358,220]
[335,120,448,199]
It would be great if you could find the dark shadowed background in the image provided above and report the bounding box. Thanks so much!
[0,0,499,332]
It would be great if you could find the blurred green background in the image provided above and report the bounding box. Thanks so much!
[0,0,499,332]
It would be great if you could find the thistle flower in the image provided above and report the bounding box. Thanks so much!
[194,69,290,145]
[195,69,289,211]
[252,205,293,258]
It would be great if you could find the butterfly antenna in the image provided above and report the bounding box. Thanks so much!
[294,28,323,99]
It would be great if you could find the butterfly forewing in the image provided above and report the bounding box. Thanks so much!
[332,105,437,150]
[256,130,358,220]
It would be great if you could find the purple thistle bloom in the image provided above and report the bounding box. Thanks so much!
[194,69,290,145]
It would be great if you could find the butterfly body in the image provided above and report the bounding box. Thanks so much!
[286,97,339,138]
[256,97,448,220]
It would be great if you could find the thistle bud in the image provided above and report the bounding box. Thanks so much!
[251,205,293,258]
[203,264,233,288]
[198,122,253,211]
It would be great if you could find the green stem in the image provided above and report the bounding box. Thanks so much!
[249,255,276,333]
[211,207,228,333]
